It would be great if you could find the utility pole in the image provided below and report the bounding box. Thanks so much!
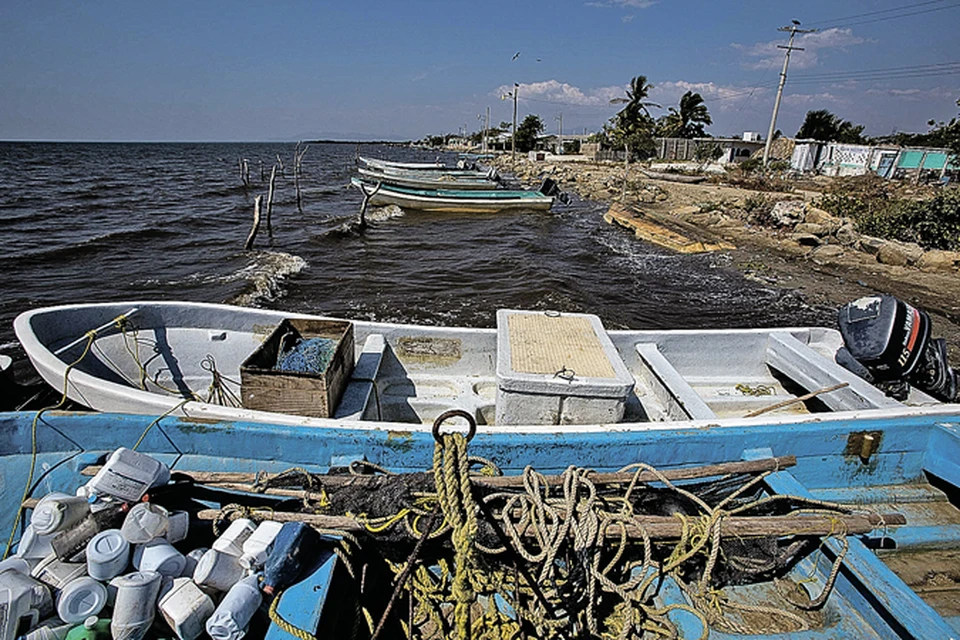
[555,113,563,155]
[762,21,816,166]
[512,83,519,165]
[485,106,490,154]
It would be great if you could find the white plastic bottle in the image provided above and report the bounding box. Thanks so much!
[55,577,107,624]
[83,448,170,502]
[110,571,162,640]
[158,578,215,640]
[132,540,186,578]
[211,519,256,557]
[164,511,190,544]
[14,526,54,564]
[17,618,72,640]
[191,550,243,593]
[238,521,283,570]
[204,575,262,640]
[85,529,130,581]
[180,548,207,579]
[30,494,89,537]
[120,503,169,544]
[0,569,53,640]
[29,555,86,591]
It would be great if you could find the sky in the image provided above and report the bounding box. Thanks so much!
[1,0,958,142]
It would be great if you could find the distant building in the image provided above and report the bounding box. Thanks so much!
[791,141,958,182]
[655,135,765,164]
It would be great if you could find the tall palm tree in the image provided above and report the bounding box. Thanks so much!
[610,75,660,118]
[662,91,712,138]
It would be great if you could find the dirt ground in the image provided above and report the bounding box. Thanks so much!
[641,177,960,361]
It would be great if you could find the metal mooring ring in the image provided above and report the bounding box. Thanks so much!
[432,409,477,443]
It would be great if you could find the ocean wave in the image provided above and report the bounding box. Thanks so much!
[228,250,308,307]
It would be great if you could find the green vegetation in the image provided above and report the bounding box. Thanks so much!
[818,176,960,251]
[603,75,659,159]
[796,109,866,143]
[873,98,960,155]
[658,91,713,139]
[514,114,545,153]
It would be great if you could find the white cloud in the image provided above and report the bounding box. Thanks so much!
[732,28,865,70]
[585,0,656,8]
[865,86,956,101]
[495,79,625,106]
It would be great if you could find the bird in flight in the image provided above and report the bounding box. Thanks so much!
[512,51,520,60]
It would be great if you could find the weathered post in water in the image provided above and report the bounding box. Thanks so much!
[239,158,251,188]
[244,195,262,250]
[294,142,308,214]
[357,181,382,230]
[265,163,278,233]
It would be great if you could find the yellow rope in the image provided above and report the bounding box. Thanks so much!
[267,590,318,640]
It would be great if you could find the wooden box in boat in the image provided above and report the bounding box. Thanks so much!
[239,318,354,418]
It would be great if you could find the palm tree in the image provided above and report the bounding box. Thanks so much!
[610,75,660,118]
[674,91,712,138]
[607,75,661,201]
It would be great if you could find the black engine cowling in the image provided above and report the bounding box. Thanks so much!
[837,295,957,402]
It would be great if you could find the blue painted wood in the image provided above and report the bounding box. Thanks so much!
[264,548,337,640]
[924,422,960,486]
[744,448,959,640]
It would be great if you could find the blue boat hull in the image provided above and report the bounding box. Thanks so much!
[3,410,960,638]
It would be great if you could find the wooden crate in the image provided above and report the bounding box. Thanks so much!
[240,318,354,417]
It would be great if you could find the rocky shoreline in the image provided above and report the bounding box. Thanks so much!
[491,155,960,359]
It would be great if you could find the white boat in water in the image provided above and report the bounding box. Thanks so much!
[358,155,447,171]
[350,177,554,213]
[14,300,959,434]
[357,166,500,191]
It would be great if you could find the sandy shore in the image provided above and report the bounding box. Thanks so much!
[492,155,960,360]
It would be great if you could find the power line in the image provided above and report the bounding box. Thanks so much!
[811,1,960,30]
[802,0,951,27]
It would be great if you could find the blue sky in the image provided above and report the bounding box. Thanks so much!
[1,0,958,142]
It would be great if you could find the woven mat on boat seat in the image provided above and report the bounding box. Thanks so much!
[507,314,616,378]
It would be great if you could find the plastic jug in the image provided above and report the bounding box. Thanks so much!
[17,618,72,640]
[261,522,321,596]
[0,558,32,576]
[55,577,107,624]
[29,555,86,591]
[83,448,170,502]
[164,511,189,544]
[120,503,168,544]
[110,571,162,640]
[85,530,129,581]
[211,519,255,557]
[180,548,207,579]
[64,617,110,640]
[192,550,243,593]
[31,496,89,538]
[158,578,215,640]
[205,575,261,640]
[14,526,53,563]
[238,521,283,570]
[0,569,53,640]
[132,540,185,578]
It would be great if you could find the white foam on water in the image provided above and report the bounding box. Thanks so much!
[229,251,308,307]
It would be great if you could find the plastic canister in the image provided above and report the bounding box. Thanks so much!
[55,577,107,624]
[120,503,169,544]
[0,558,32,576]
[204,575,262,640]
[18,618,72,640]
[0,569,53,640]
[211,519,255,558]
[132,540,185,578]
[14,526,54,563]
[83,449,170,502]
[31,495,90,538]
[180,549,207,580]
[85,530,129,581]
[164,511,189,545]
[158,578,215,640]
[30,555,86,591]
[110,571,162,640]
[64,617,110,640]
[238,521,283,570]
[191,550,243,593]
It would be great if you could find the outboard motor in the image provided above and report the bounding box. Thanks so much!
[837,295,958,402]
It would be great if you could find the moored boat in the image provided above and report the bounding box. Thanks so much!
[356,166,500,191]
[13,300,960,436]
[350,177,554,213]
[2,409,960,637]
[358,155,448,171]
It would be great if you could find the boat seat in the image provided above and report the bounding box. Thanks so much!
[765,333,903,411]
[635,343,716,420]
[333,334,386,420]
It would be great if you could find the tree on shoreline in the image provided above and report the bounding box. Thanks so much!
[514,114,545,153]
[605,75,660,159]
[796,110,866,144]
[658,91,712,139]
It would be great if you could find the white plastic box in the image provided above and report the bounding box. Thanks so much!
[495,310,635,426]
